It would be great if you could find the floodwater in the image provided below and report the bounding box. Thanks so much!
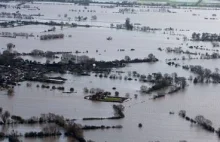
[1,2,220,142]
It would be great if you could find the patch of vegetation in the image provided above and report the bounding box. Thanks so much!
[103,97,122,102]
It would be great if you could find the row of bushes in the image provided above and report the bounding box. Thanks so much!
[83,125,122,130]
[83,116,124,121]
[179,110,215,133]
[24,131,62,138]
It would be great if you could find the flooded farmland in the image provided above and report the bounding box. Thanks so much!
[1,1,220,142]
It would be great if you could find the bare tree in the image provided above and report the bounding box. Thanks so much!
[124,56,131,61]
[6,43,15,51]
[83,87,89,93]
[43,124,60,133]
[140,85,148,93]
[91,15,97,20]
[2,110,10,124]
[179,110,186,117]
[195,115,205,125]
[0,107,2,115]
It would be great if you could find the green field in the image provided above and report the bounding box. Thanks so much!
[103,97,122,102]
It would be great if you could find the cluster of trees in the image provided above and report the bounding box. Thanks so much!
[125,18,133,30]
[0,112,86,141]
[0,130,21,142]
[40,33,64,40]
[75,16,87,21]
[114,18,134,30]
[119,8,136,14]
[86,91,111,101]
[114,21,161,32]
[113,104,125,118]
[2,43,17,55]
[0,107,10,124]
[91,15,97,20]
[195,115,215,132]
[83,104,125,121]
[166,52,220,61]
[0,20,89,29]
[40,114,84,142]
[146,53,158,62]
[183,65,220,83]
[179,110,216,133]
[83,125,122,130]
[70,9,96,13]
[1,113,65,125]
[179,110,215,132]
[83,87,104,94]
[11,112,85,141]
[30,49,57,58]
[24,129,61,137]
[200,52,220,59]
[192,32,220,41]
[124,53,158,62]
[25,124,61,137]
[166,47,195,55]
[74,0,90,6]
[179,110,186,118]
[64,123,85,141]
[140,72,186,93]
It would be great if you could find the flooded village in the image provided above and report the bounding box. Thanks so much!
[1,0,220,142]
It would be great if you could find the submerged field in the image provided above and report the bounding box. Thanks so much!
[1,1,220,142]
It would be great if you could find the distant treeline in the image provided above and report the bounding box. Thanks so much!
[1,0,171,6]
[3,0,220,8]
